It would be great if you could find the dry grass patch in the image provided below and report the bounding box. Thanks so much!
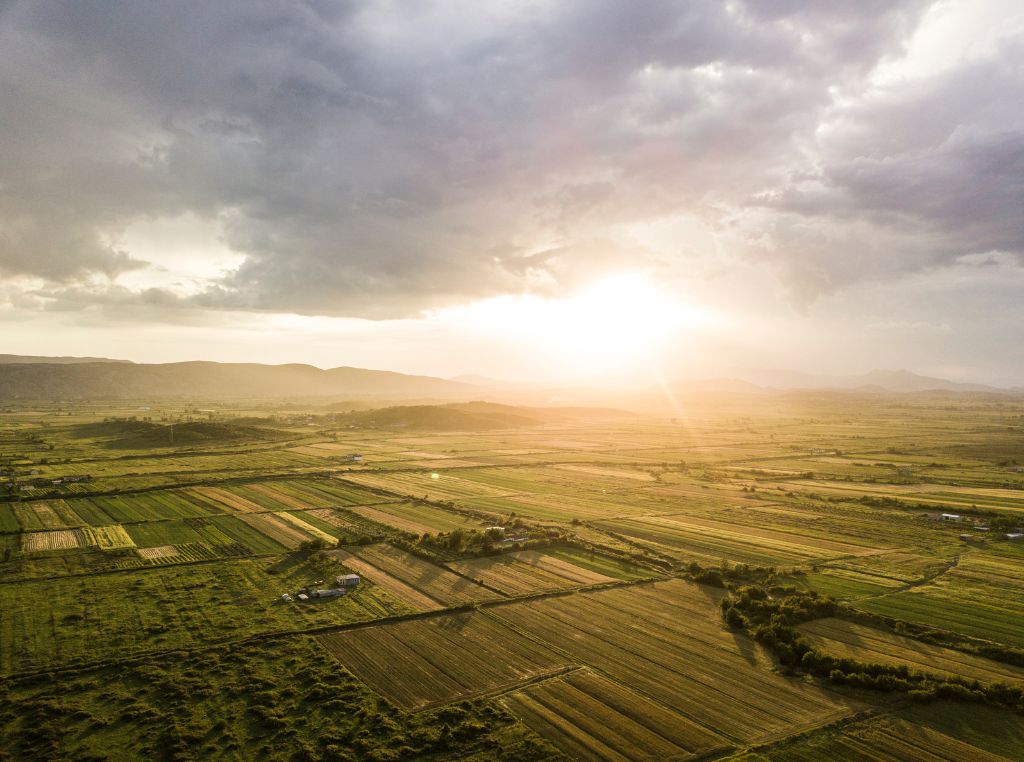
[137,545,180,559]
[81,525,136,549]
[237,513,312,549]
[275,512,337,545]
[22,529,86,552]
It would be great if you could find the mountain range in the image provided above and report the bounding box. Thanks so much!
[0,354,131,365]
[0,355,1019,401]
[730,368,1011,394]
[0,360,474,400]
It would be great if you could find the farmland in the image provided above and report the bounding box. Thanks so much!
[0,557,413,673]
[730,713,1013,761]
[330,543,501,609]
[449,549,629,596]
[490,580,857,744]
[799,617,1024,685]
[3,393,1024,759]
[503,669,730,761]
[319,611,572,711]
[853,543,1024,647]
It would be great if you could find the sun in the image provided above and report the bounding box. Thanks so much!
[545,273,677,365]
[437,271,700,376]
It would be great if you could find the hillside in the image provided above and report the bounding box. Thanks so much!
[735,368,1003,393]
[0,361,474,401]
[70,420,291,449]
[339,401,631,430]
[0,354,130,364]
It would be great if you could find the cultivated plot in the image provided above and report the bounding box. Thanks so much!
[318,611,570,711]
[331,544,499,609]
[490,580,857,745]
[348,501,479,535]
[799,618,1024,685]
[855,545,1024,648]
[596,514,880,566]
[502,669,730,761]
[449,550,620,596]
[731,715,1012,762]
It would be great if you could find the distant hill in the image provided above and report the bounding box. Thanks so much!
[670,378,766,395]
[449,374,514,387]
[71,420,290,449]
[339,401,631,431]
[0,354,130,364]
[734,368,1005,394]
[0,361,474,401]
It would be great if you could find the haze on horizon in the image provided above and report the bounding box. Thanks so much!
[1,1,1023,386]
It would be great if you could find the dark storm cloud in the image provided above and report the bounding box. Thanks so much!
[2,0,1016,318]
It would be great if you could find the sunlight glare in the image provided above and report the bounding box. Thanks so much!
[432,272,708,376]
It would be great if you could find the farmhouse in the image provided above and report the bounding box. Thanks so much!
[312,588,346,598]
[346,453,363,462]
[959,534,974,542]
[1007,533,1023,540]
[940,513,961,521]
[335,574,360,588]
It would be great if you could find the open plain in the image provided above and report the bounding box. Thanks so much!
[2,393,1024,760]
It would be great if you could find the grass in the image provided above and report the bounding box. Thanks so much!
[0,556,412,674]
[5,395,1024,759]
[0,635,561,762]
[855,544,1024,647]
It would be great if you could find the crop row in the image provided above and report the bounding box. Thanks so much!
[334,544,498,608]
[503,669,728,761]
[318,611,569,711]
[799,618,1024,686]
[450,550,618,596]
[490,581,854,744]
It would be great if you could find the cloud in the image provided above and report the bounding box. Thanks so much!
[733,34,1024,301]
[1,0,1017,320]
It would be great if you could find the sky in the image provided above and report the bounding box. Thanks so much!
[1,0,1023,385]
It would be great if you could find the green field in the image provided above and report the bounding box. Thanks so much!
[3,394,1024,759]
